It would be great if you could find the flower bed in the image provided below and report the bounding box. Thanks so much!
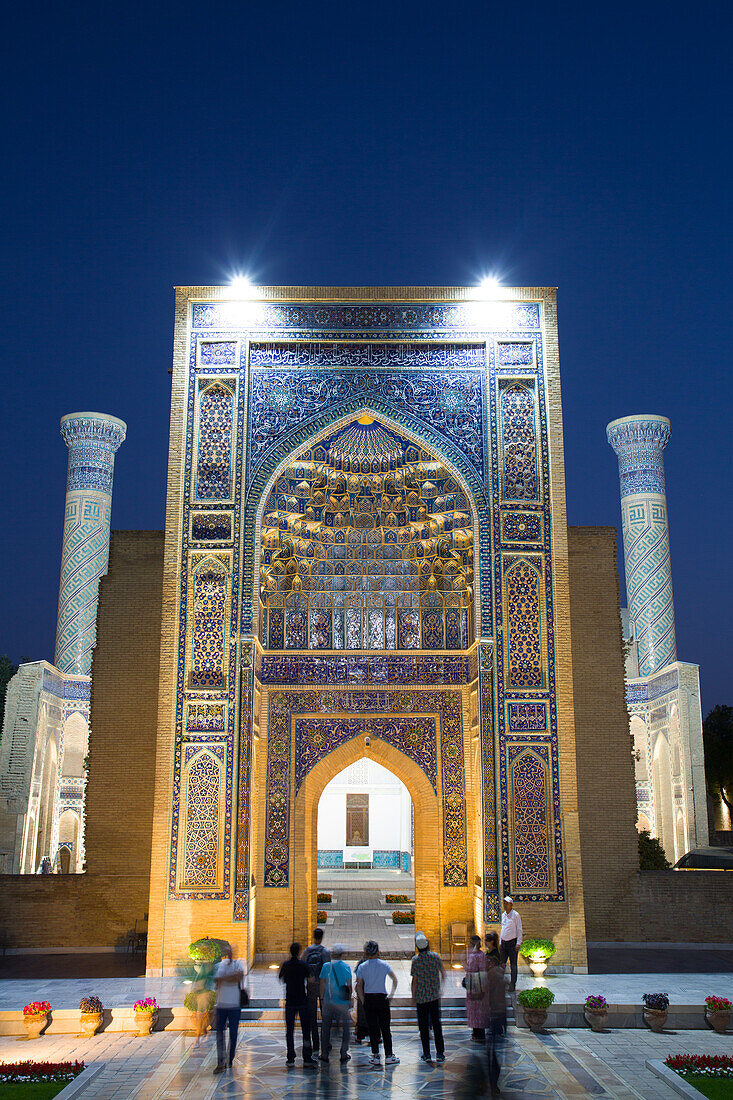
[134,997,158,1014]
[0,1061,84,1085]
[188,937,227,963]
[22,1002,51,1016]
[385,894,411,904]
[316,910,327,924]
[317,892,332,903]
[584,995,607,1013]
[665,1055,733,1099]
[707,997,733,1012]
[79,996,103,1014]
[642,992,670,1011]
[392,910,415,924]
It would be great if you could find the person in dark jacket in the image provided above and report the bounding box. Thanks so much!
[484,931,501,964]
[485,955,507,1097]
[279,943,317,1067]
[301,928,330,1055]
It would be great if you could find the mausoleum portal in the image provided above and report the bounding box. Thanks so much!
[146,286,588,973]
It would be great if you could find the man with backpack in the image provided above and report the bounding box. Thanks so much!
[302,927,330,1056]
[318,943,352,1063]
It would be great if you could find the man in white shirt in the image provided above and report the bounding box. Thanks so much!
[355,940,400,1067]
[213,945,245,1074]
[499,896,522,991]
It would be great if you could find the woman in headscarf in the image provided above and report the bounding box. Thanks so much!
[464,934,491,1042]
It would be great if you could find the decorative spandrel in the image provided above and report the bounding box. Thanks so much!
[259,416,474,651]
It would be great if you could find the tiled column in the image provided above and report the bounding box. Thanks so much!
[55,413,127,675]
[607,414,676,676]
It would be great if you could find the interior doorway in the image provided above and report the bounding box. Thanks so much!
[315,758,416,954]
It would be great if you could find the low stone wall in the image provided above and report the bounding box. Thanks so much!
[636,871,733,942]
[0,874,149,950]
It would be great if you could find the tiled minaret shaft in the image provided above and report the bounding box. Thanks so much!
[55,413,127,675]
[607,414,676,676]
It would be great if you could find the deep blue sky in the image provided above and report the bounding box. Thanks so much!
[1,1,730,711]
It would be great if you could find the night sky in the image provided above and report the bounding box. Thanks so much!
[2,2,730,711]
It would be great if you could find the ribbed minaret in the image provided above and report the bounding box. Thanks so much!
[55,413,127,675]
[607,414,676,676]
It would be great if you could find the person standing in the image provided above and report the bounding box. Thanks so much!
[499,896,523,991]
[485,955,507,1097]
[213,945,245,1074]
[302,927,330,1056]
[353,954,371,1044]
[410,931,446,1063]
[464,935,490,1043]
[279,943,317,1068]
[484,932,501,965]
[319,943,352,1064]
[355,940,400,1066]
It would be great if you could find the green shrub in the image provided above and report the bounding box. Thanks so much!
[385,894,411,903]
[638,830,670,869]
[392,910,415,924]
[188,937,227,963]
[519,938,556,962]
[317,910,327,924]
[317,892,332,903]
[184,989,215,1013]
[518,987,555,1009]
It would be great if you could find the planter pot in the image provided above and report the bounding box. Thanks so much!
[529,961,548,978]
[705,1010,730,1035]
[584,1010,608,1032]
[22,1013,47,1040]
[134,1011,157,1037]
[643,1008,668,1033]
[80,1011,103,1037]
[191,1010,211,1037]
[523,1008,548,1032]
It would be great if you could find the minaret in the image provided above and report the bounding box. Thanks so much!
[606,414,676,677]
[55,413,127,675]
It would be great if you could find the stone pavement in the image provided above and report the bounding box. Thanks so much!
[1,1023,730,1098]
[317,870,416,953]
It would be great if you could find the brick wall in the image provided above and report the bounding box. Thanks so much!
[568,527,641,941]
[636,872,733,941]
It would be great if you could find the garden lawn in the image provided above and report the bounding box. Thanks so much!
[676,1076,733,1100]
[0,1084,69,1099]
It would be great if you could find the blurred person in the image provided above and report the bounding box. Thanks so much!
[485,955,507,1097]
[302,926,330,1055]
[410,931,446,1064]
[464,934,490,1042]
[353,953,371,1044]
[484,931,501,965]
[499,896,522,991]
[355,940,399,1066]
[319,943,352,1063]
[279,942,317,1068]
[213,944,245,1074]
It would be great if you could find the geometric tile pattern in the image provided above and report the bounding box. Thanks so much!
[189,560,228,688]
[500,382,538,501]
[608,416,676,676]
[508,746,552,892]
[195,381,235,501]
[180,744,224,890]
[262,689,468,889]
[55,414,125,675]
[505,559,543,689]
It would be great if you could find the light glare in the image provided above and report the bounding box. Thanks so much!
[480,275,501,291]
[229,274,254,296]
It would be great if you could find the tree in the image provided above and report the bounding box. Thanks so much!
[638,829,670,870]
[703,705,733,815]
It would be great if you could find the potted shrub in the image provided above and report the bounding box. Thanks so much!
[583,995,608,1032]
[519,938,556,978]
[392,910,415,924]
[518,987,555,1032]
[316,910,327,924]
[133,997,159,1036]
[184,988,215,1041]
[317,892,332,903]
[642,992,669,1032]
[79,995,104,1037]
[704,995,732,1034]
[22,1001,51,1040]
[385,894,411,904]
[188,937,226,964]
